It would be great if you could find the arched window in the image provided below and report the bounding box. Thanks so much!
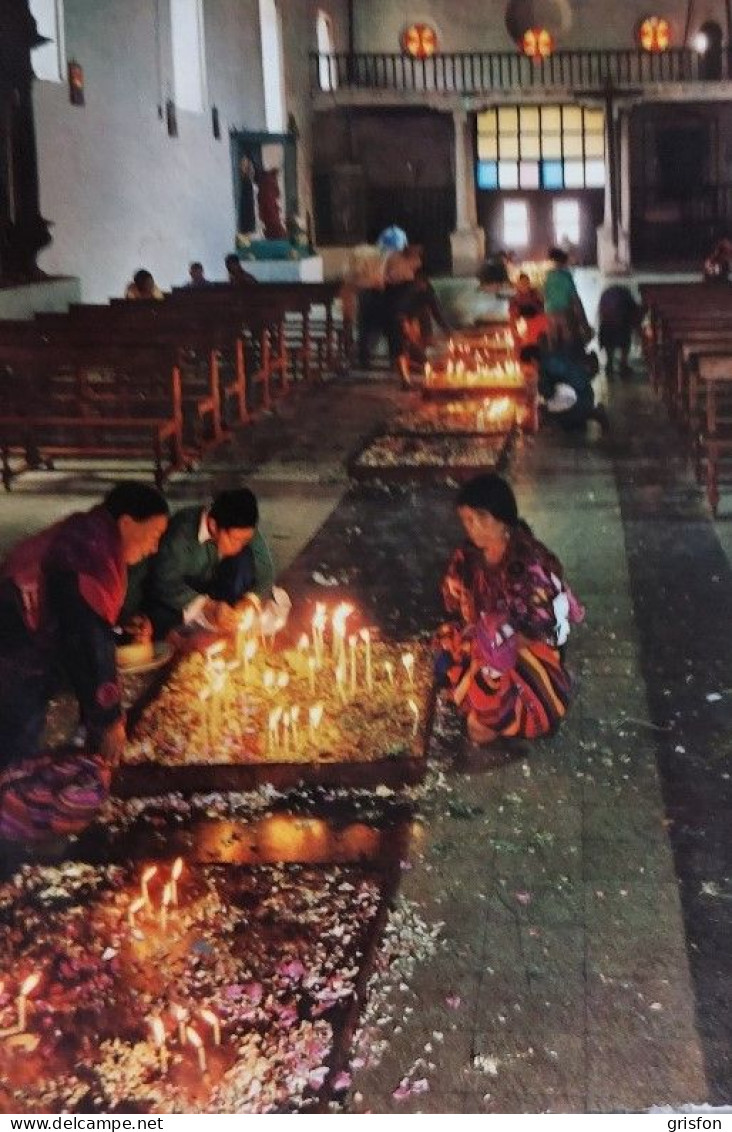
[259,0,286,133]
[170,0,207,113]
[316,10,338,92]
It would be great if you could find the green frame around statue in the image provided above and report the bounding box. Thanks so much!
[229,128,298,245]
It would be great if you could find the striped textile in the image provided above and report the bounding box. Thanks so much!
[440,631,572,740]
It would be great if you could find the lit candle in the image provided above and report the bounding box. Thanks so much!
[384,660,395,687]
[17,972,40,1033]
[312,603,326,666]
[297,632,309,659]
[290,705,300,748]
[170,857,183,906]
[205,641,226,663]
[267,707,280,755]
[331,602,354,663]
[236,606,255,659]
[140,865,157,907]
[243,638,257,683]
[128,896,145,929]
[277,671,290,691]
[281,709,291,755]
[359,628,373,691]
[186,1025,207,1074]
[408,698,420,737]
[348,634,358,696]
[401,652,415,688]
[307,655,317,694]
[201,1007,221,1046]
[262,668,276,696]
[171,1003,187,1044]
[159,883,172,934]
[148,1016,168,1072]
[308,703,323,739]
[335,656,348,704]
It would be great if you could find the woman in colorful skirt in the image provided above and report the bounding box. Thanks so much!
[437,474,584,745]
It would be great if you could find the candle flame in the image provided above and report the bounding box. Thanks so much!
[149,1016,166,1046]
[129,897,145,915]
[263,669,275,690]
[277,672,289,689]
[408,698,419,718]
[201,1008,218,1027]
[161,883,172,909]
[290,705,300,723]
[348,633,357,647]
[171,1004,187,1022]
[297,633,309,651]
[239,607,255,633]
[186,1025,203,1049]
[309,703,324,728]
[359,627,370,643]
[19,972,40,997]
[142,865,157,884]
[244,639,257,661]
[205,641,226,660]
[171,857,183,882]
[312,604,327,631]
[332,602,354,637]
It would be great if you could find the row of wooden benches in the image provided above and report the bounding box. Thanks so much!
[641,281,732,516]
[0,282,351,490]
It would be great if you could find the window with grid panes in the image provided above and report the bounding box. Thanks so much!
[476,105,606,191]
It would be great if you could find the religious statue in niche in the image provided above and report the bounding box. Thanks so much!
[0,0,53,280]
[237,155,258,238]
[255,166,287,240]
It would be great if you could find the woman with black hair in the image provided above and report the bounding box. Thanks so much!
[437,474,584,745]
[0,482,169,844]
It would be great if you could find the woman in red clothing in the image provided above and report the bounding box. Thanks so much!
[437,474,584,745]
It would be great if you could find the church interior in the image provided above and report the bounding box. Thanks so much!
[0,0,731,1116]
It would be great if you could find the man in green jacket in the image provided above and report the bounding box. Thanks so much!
[124,488,274,639]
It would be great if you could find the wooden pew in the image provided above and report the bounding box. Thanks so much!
[0,339,184,490]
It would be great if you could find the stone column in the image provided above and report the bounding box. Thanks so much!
[450,109,485,276]
[0,0,52,281]
[597,102,631,274]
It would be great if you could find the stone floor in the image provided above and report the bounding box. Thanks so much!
[1,279,731,1112]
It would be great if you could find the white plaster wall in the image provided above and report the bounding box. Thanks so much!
[353,0,730,52]
[32,0,348,302]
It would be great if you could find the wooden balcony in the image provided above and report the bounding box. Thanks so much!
[311,49,732,100]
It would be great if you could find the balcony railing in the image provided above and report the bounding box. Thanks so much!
[311,49,732,95]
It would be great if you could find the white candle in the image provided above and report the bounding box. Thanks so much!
[148,1016,168,1072]
[17,972,40,1033]
[170,857,183,906]
[140,865,157,907]
[348,634,358,696]
[267,707,281,755]
[262,669,276,696]
[186,1025,207,1073]
[312,604,326,666]
[281,709,291,755]
[243,638,257,683]
[335,656,348,704]
[331,602,354,663]
[308,703,323,739]
[401,652,415,688]
[307,655,316,694]
[171,1003,187,1045]
[359,628,373,691]
[201,1007,221,1046]
[290,705,300,748]
[159,883,172,934]
[128,896,145,929]
[408,698,420,737]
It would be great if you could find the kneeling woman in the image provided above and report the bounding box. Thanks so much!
[438,474,584,744]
